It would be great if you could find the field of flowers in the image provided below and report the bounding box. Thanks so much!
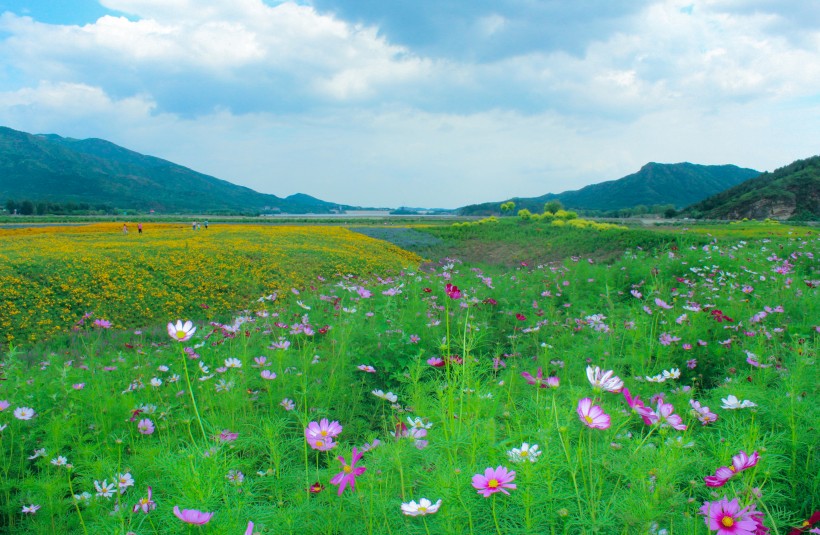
[0,220,817,534]
[0,223,420,344]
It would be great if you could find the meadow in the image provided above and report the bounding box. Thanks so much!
[0,218,817,534]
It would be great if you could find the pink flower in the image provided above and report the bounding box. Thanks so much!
[260,370,277,380]
[357,365,376,373]
[471,466,517,497]
[219,430,238,442]
[133,486,156,513]
[586,366,624,393]
[305,419,343,442]
[173,506,213,525]
[690,399,718,425]
[656,401,687,431]
[445,283,461,299]
[329,447,367,495]
[521,368,559,389]
[93,319,112,329]
[577,398,610,429]
[700,497,767,534]
[427,357,445,367]
[245,521,255,535]
[137,418,155,435]
[167,320,196,342]
[705,451,759,487]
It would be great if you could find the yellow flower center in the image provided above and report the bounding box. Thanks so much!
[418,507,427,513]
[488,479,499,489]
[315,440,324,447]
[343,465,352,473]
[175,331,187,339]
[320,430,328,437]
[584,415,593,423]
[721,516,734,528]
[520,450,528,457]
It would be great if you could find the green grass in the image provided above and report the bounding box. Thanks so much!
[0,220,817,534]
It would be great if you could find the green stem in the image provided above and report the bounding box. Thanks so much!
[180,348,207,441]
[67,470,89,535]
[491,495,502,535]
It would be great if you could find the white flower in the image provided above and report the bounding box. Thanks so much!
[372,390,398,403]
[586,366,624,393]
[13,407,35,420]
[116,472,134,493]
[157,365,169,372]
[645,374,667,383]
[721,395,757,409]
[224,357,242,369]
[150,377,162,387]
[94,480,117,499]
[168,374,180,383]
[50,456,68,466]
[401,498,442,516]
[407,417,432,430]
[507,442,542,463]
[167,320,196,342]
[663,368,681,380]
[28,448,47,460]
[198,362,210,374]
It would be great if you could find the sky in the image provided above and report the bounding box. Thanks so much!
[0,1,818,209]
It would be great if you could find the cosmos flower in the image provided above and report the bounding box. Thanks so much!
[14,407,35,420]
[133,486,156,514]
[401,498,442,516]
[507,443,542,463]
[577,398,611,430]
[330,447,367,495]
[472,466,517,497]
[173,506,214,525]
[700,497,767,535]
[721,395,757,410]
[167,320,196,342]
[586,366,624,393]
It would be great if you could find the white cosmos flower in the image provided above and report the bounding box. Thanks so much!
[224,357,242,369]
[507,442,542,463]
[586,366,624,393]
[721,395,757,409]
[372,390,398,403]
[167,320,196,342]
[401,498,442,516]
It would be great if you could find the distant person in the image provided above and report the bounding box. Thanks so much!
[204,220,209,230]
[196,222,201,230]
[122,223,128,234]
[137,223,143,234]
[192,221,197,231]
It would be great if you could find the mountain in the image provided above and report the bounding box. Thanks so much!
[683,155,820,220]
[458,162,760,216]
[0,126,353,214]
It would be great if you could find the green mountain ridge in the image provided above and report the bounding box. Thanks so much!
[684,155,820,220]
[0,126,353,214]
[458,162,760,216]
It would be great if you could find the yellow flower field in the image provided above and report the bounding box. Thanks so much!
[0,223,421,343]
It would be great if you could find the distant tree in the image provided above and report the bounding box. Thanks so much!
[543,200,563,214]
[517,208,532,220]
[664,207,678,218]
[500,201,516,215]
[19,200,35,215]
[5,199,17,213]
[35,202,48,215]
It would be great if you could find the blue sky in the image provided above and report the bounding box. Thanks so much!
[0,1,818,208]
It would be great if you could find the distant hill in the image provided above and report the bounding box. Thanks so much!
[458,162,760,216]
[683,155,820,221]
[0,126,352,214]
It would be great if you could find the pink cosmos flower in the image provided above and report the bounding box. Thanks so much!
[167,320,196,342]
[521,368,559,389]
[133,486,156,513]
[705,451,759,487]
[22,504,40,514]
[305,419,343,442]
[245,521,254,535]
[260,370,277,380]
[577,398,611,429]
[173,506,213,525]
[656,401,687,431]
[0,400,9,411]
[93,319,111,329]
[690,399,718,425]
[586,366,624,393]
[330,447,366,495]
[357,365,376,373]
[219,430,238,442]
[13,407,35,420]
[137,418,155,435]
[472,466,517,497]
[700,497,767,534]
[445,283,461,299]
[307,437,336,451]
[427,357,445,367]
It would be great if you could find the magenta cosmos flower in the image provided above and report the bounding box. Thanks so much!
[577,398,611,429]
[132,486,156,513]
[172,506,213,525]
[472,466,517,497]
[586,366,624,393]
[167,320,196,342]
[521,368,559,389]
[700,497,768,535]
[705,451,759,487]
[330,447,366,495]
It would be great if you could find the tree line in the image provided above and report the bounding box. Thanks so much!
[3,199,117,216]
